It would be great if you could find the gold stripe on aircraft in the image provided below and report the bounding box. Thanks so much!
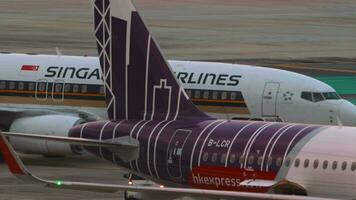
[0,96,106,107]
[192,98,246,104]
[0,96,250,115]
[0,90,103,97]
[197,105,250,115]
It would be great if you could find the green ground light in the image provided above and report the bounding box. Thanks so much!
[56,181,63,186]
[315,76,356,105]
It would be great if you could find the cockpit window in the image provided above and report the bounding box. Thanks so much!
[313,93,324,102]
[302,91,341,102]
[323,92,340,100]
[301,92,313,102]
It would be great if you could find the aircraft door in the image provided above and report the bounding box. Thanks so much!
[52,80,65,101]
[35,79,48,100]
[167,129,191,181]
[262,82,280,117]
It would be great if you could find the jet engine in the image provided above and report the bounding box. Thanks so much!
[9,115,85,156]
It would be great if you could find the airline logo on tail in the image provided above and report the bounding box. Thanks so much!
[93,0,210,121]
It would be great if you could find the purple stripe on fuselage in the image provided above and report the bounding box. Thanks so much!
[199,121,251,167]
[70,119,323,187]
[286,125,321,155]
[243,123,286,169]
[189,120,226,168]
[158,120,215,182]
[266,124,306,171]
[225,122,267,166]
[100,121,120,162]
[135,121,166,175]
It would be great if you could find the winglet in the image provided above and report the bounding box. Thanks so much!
[0,132,28,176]
[0,131,46,184]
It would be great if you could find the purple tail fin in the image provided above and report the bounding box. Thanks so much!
[93,0,211,121]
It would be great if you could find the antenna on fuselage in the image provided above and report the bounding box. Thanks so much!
[55,47,62,57]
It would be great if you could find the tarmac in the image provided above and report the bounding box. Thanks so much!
[1,0,356,60]
[0,0,356,199]
[0,155,128,200]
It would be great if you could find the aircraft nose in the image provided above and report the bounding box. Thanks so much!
[338,100,356,126]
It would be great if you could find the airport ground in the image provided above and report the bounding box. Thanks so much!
[0,0,356,199]
[0,155,128,200]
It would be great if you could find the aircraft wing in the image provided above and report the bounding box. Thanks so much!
[0,132,337,200]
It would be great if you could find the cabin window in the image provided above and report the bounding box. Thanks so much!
[0,81,5,90]
[18,82,24,90]
[203,91,209,99]
[211,153,218,162]
[323,160,328,170]
[55,83,62,93]
[38,82,46,91]
[276,157,282,167]
[304,159,309,168]
[230,92,237,100]
[99,86,105,94]
[351,162,356,171]
[285,157,291,167]
[301,92,312,102]
[212,91,218,100]
[313,160,319,169]
[313,93,324,102]
[64,84,71,93]
[221,92,227,100]
[220,153,227,164]
[294,158,300,168]
[257,156,263,166]
[239,155,244,164]
[332,161,338,170]
[323,92,340,100]
[73,84,79,93]
[341,161,347,171]
[28,82,35,91]
[81,85,87,93]
[202,152,209,162]
[248,156,254,165]
[194,90,201,99]
[267,156,273,167]
[9,82,15,90]
[229,154,236,164]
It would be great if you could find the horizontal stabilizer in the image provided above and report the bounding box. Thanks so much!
[3,132,139,162]
[4,132,138,147]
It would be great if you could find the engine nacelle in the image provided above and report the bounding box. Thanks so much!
[9,115,85,156]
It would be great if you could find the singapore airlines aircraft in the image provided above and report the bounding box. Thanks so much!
[2,53,355,125]
[2,0,356,199]
[2,53,356,156]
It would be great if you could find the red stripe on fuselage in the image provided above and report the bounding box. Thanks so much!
[188,166,276,193]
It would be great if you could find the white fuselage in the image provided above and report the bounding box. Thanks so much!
[277,126,356,199]
[1,53,356,126]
